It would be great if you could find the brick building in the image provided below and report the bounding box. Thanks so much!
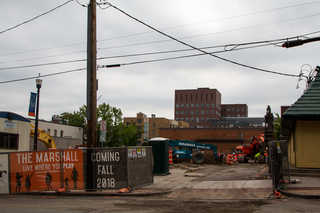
[124,112,189,145]
[221,104,248,118]
[175,88,222,128]
[159,127,264,156]
[174,88,248,128]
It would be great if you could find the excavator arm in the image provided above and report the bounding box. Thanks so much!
[30,124,57,149]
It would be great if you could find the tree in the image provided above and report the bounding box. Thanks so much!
[56,103,138,147]
[273,113,281,140]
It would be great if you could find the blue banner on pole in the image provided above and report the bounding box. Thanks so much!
[28,92,37,117]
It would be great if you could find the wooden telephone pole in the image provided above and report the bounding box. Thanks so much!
[87,0,97,148]
[86,0,97,190]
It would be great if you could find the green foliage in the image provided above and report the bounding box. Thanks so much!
[273,113,281,140]
[142,142,149,146]
[57,103,138,147]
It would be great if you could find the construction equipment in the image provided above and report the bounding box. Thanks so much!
[169,140,218,164]
[30,124,57,149]
[236,133,265,163]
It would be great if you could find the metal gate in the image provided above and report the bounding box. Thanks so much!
[268,140,290,193]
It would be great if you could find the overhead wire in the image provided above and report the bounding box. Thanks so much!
[0,41,283,71]
[0,0,74,35]
[103,2,300,78]
[0,68,86,84]
[2,2,320,57]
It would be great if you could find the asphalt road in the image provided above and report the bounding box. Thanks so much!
[1,195,320,213]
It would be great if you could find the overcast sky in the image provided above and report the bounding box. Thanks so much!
[1,0,320,122]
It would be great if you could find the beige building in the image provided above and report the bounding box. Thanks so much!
[281,70,320,168]
[124,112,189,145]
[0,112,31,152]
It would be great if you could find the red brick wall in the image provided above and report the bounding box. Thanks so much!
[160,127,264,154]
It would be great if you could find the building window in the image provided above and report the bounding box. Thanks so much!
[191,94,193,101]
[239,133,243,140]
[242,108,245,112]
[137,133,141,138]
[196,118,199,123]
[181,111,184,115]
[206,93,208,101]
[211,111,215,114]
[201,93,203,101]
[60,130,63,137]
[176,118,179,121]
[191,104,194,107]
[176,111,179,115]
[153,130,156,135]
[153,122,156,127]
[181,104,184,108]
[232,108,235,112]
[206,104,210,108]
[201,118,204,123]
[137,126,142,131]
[206,111,209,114]
[196,94,198,100]
[186,118,189,122]
[0,133,19,149]
[191,111,194,114]
[227,108,230,112]
[181,118,184,121]
[186,104,189,108]
[196,111,199,114]
[181,94,183,101]
[54,130,57,137]
[196,104,199,107]
[176,104,179,108]
[47,129,51,134]
[186,111,189,114]
[201,111,204,114]
[144,122,148,135]
[201,104,204,107]
[137,119,142,123]
[211,104,215,107]
[206,118,210,123]
[211,93,213,100]
[191,118,194,122]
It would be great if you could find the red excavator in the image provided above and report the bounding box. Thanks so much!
[236,133,265,163]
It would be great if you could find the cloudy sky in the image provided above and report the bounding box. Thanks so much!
[1,0,320,122]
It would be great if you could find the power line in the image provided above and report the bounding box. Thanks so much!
[2,2,320,57]
[0,68,86,84]
[0,0,73,35]
[0,41,283,71]
[104,2,300,78]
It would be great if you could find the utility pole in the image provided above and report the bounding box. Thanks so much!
[87,0,97,148]
[86,0,97,190]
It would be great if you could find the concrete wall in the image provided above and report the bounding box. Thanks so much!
[29,137,82,151]
[295,121,320,168]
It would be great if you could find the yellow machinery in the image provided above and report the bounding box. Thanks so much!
[30,124,57,149]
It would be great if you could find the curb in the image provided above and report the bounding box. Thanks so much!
[278,189,320,199]
[7,189,173,197]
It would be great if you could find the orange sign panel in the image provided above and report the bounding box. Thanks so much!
[9,150,84,193]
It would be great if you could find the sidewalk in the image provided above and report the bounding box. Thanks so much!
[278,176,320,198]
[24,165,320,199]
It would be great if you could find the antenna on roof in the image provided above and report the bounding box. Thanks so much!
[296,65,319,92]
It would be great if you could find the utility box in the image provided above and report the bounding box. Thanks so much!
[149,137,169,175]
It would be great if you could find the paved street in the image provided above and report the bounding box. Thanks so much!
[1,163,320,212]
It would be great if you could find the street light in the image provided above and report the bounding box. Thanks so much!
[33,76,43,150]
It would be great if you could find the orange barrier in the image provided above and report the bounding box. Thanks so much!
[234,154,238,163]
[227,154,234,165]
[169,150,173,164]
